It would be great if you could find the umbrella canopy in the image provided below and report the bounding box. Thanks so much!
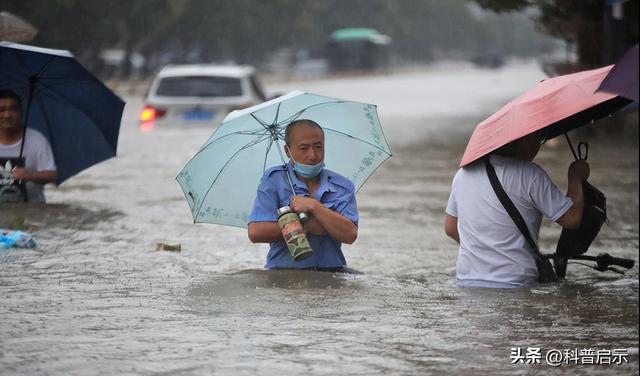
[460,65,631,167]
[176,91,391,228]
[596,44,639,102]
[0,42,125,184]
[0,12,37,43]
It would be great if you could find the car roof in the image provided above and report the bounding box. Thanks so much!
[156,64,256,78]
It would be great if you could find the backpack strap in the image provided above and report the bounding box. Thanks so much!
[484,157,540,255]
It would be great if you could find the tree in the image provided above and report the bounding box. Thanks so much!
[472,0,639,69]
[1,0,563,78]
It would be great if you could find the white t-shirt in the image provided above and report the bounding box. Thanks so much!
[0,128,56,203]
[446,155,572,288]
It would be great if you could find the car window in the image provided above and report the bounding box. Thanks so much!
[155,76,243,97]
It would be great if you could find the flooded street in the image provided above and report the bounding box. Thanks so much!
[1,61,638,375]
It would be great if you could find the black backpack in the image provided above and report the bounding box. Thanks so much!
[553,142,607,278]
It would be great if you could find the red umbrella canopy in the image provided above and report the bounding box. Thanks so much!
[460,65,629,167]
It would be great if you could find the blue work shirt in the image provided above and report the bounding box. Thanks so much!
[248,162,359,269]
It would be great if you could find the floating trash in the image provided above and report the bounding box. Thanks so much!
[0,228,37,249]
[155,242,181,252]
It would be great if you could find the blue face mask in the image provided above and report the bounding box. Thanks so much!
[289,155,325,179]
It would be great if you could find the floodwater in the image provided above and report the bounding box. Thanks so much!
[1,61,638,375]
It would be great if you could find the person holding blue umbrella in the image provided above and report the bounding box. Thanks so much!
[0,89,56,203]
[0,42,124,191]
[247,119,359,271]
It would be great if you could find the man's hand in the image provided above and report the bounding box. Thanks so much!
[11,167,57,185]
[289,195,357,244]
[11,167,31,181]
[568,159,590,182]
[557,159,590,230]
[289,195,321,214]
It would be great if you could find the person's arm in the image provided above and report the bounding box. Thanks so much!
[11,167,57,185]
[444,214,459,243]
[304,216,327,236]
[555,159,590,229]
[247,169,283,243]
[247,221,283,243]
[289,195,357,244]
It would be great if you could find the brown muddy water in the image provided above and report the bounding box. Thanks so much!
[1,62,638,375]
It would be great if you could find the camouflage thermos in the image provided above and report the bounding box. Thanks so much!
[277,206,314,261]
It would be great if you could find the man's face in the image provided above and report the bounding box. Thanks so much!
[0,97,22,132]
[285,125,325,165]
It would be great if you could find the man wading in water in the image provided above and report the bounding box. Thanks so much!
[247,119,358,271]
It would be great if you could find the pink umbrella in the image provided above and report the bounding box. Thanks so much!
[460,65,632,167]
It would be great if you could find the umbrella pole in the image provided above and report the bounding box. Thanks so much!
[274,137,309,222]
[275,138,296,195]
[564,133,578,160]
[18,78,36,160]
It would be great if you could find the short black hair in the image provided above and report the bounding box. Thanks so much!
[492,131,542,159]
[284,119,323,145]
[0,89,21,105]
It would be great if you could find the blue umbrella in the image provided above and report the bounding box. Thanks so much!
[176,91,391,228]
[0,42,124,184]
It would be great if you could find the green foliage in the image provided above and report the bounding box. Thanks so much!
[473,0,639,68]
[0,214,29,231]
[0,0,560,75]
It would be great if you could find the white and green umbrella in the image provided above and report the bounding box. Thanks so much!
[176,91,391,228]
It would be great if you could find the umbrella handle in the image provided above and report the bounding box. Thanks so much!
[578,142,588,160]
[564,133,588,161]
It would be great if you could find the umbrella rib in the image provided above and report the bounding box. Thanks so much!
[188,128,269,161]
[250,113,270,130]
[194,133,272,218]
[234,130,270,135]
[12,53,57,85]
[213,100,351,145]
[273,100,348,126]
[34,78,124,138]
[263,134,274,172]
[276,109,305,126]
[32,55,57,79]
[272,103,282,126]
[323,127,391,155]
[31,78,114,97]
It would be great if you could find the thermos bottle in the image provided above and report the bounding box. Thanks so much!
[277,206,313,261]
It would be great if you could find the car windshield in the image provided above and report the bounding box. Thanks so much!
[155,76,243,97]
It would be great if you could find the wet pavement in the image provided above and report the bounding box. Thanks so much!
[1,61,638,375]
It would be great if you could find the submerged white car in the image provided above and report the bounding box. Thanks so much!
[139,64,266,127]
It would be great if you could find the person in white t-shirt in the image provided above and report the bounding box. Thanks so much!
[0,90,57,203]
[445,133,590,288]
